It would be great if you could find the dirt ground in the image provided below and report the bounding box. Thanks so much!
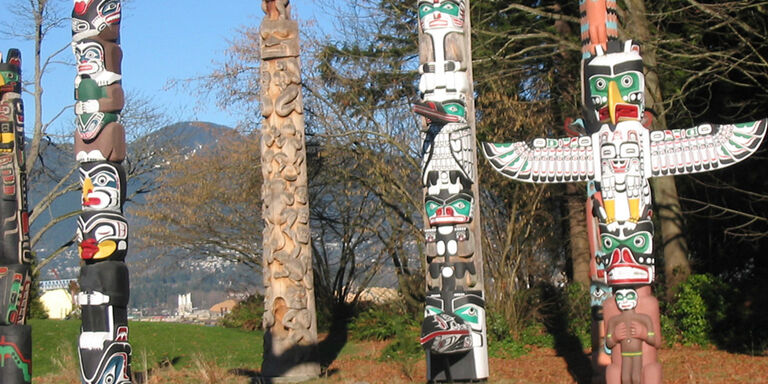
[320,342,768,384]
[35,340,768,383]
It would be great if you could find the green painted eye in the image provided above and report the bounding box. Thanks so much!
[438,2,460,16]
[621,75,633,88]
[425,201,440,216]
[426,306,443,315]
[448,198,471,217]
[455,305,479,324]
[602,236,614,250]
[444,102,465,117]
[626,292,636,300]
[627,232,651,253]
[615,293,624,300]
[594,77,607,91]
[419,4,434,18]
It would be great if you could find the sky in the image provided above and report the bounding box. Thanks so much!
[0,0,334,136]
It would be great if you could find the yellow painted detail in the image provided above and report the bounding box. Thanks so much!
[608,81,622,125]
[94,240,117,259]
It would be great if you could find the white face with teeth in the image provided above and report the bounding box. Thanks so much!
[614,288,638,311]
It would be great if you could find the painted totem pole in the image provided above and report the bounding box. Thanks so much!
[482,1,766,383]
[414,1,489,381]
[71,1,132,383]
[0,49,33,384]
[259,0,320,380]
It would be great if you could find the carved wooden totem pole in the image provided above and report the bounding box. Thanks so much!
[482,1,766,383]
[0,48,33,384]
[259,0,320,380]
[71,1,132,383]
[414,1,489,381]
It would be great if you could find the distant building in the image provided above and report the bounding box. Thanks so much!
[210,299,238,315]
[40,289,74,319]
[177,293,192,315]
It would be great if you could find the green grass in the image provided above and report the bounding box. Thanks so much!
[29,319,263,376]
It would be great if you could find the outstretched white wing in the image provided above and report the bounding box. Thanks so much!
[649,119,767,177]
[481,136,596,183]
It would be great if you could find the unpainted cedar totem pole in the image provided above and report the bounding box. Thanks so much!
[259,0,321,380]
[0,48,33,384]
[414,0,489,381]
[482,1,766,383]
[71,0,132,383]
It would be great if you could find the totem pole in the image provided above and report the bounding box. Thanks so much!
[0,48,33,384]
[71,1,132,383]
[259,0,320,380]
[481,1,766,383]
[414,1,489,381]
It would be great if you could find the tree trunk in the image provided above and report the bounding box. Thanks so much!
[622,0,691,294]
[567,183,591,287]
[259,1,320,380]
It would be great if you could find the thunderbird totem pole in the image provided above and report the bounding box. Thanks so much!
[0,49,33,384]
[259,0,321,380]
[482,1,766,383]
[71,1,132,383]
[414,0,489,381]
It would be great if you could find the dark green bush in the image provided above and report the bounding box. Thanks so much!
[565,283,591,347]
[219,294,264,331]
[349,303,417,342]
[667,274,732,346]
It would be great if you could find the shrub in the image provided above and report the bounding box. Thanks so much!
[565,283,591,347]
[219,294,264,331]
[349,303,417,342]
[668,274,732,346]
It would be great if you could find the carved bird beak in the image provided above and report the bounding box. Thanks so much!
[82,177,94,204]
[608,80,623,125]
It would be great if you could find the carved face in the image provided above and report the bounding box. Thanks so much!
[0,66,20,95]
[614,288,638,311]
[0,50,21,95]
[599,128,642,184]
[599,220,654,285]
[80,161,125,211]
[74,40,106,77]
[72,0,121,38]
[77,211,128,261]
[425,171,473,225]
[418,0,465,31]
[585,42,644,126]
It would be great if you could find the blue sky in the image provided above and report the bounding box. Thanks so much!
[0,0,333,135]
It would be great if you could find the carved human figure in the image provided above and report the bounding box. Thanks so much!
[605,288,661,384]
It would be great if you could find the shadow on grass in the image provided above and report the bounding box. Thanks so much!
[229,310,350,383]
[132,356,181,384]
[538,283,592,384]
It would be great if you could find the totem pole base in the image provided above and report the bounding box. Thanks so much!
[427,351,488,383]
[261,330,320,382]
[0,325,32,384]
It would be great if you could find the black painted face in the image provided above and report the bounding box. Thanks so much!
[72,0,121,40]
[77,211,128,261]
[80,161,125,211]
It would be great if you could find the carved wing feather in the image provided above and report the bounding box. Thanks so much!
[649,119,767,177]
[481,136,596,183]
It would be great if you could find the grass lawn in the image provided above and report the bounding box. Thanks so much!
[29,319,263,376]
